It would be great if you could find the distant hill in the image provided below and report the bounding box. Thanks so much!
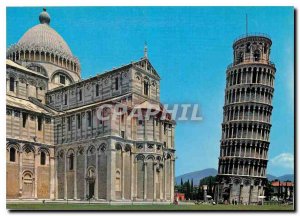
[176,168,294,185]
[266,174,276,181]
[175,168,217,185]
[267,174,294,181]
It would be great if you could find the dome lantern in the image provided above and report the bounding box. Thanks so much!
[39,8,50,25]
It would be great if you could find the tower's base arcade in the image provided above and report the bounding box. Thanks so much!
[215,175,267,204]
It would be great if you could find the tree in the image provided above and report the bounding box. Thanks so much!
[284,181,288,200]
[176,178,184,193]
[208,177,213,196]
[196,180,202,200]
[182,181,187,195]
[197,184,204,200]
[200,176,216,186]
[191,179,194,200]
[174,184,181,194]
[264,181,273,201]
[278,180,281,199]
[186,180,190,200]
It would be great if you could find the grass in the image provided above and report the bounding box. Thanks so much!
[7,203,294,211]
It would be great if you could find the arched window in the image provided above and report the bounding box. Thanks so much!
[233,73,237,84]
[115,170,121,192]
[40,151,46,165]
[144,80,149,96]
[252,68,257,83]
[78,89,82,101]
[87,111,92,127]
[89,146,95,155]
[77,114,81,129]
[64,94,68,105]
[60,75,66,84]
[27,65,47,77]
[95,84,99,97]
[69,153,74,170]
[9,147,16,162]
[88,167,95,178]
[237,52,244,64]
[23,172,32,182]
[38,116,42,131]
[246,43,251,53]
[253,50,260,61]
[51,71,73,86]
[115,77,119,90]
[9,77,15,92]
[237,72,241,84]
[36,87,39,98]
[23,113,28,128]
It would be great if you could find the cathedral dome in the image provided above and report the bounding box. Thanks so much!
[17,23,73,57]
[7,8,80,74]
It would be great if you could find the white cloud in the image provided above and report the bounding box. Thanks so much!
[270,153,294,170]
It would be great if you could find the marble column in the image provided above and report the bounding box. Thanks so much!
[121,150,125,200]
[170,159,175,201]
[50,152,55,200]
[64,152,67,200]
[84,150,87,199]
[153,163,157,201]
[130,152,134,200]
[107,148,116,201]
[55,155,58,199]
[74,152,77,199]
[160,165,163,200]
[144,116,147,140]
[34,150,38,199]
[19,150,23,198]
[95,149,98,199]
[164,160,167,200]
[143,162,147,200]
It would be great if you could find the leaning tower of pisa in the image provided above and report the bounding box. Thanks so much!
[215,34,276,204]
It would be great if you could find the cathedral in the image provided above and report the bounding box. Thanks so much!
[6,8,175,202]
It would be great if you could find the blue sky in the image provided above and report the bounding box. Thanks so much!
[6,7,294,177]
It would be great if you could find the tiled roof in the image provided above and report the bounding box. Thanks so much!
[6,59,48,79]
[271,181,294,187]
[7,95,51,115]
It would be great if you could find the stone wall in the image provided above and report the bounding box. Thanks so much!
[6,109,54,145]
[6,162,20,198]
[37,166,50,198]
[46,67,132,111]
[6,141,54,199]
[6,65,48,103]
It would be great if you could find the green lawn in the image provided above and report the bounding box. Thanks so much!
[7,203,294,211]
